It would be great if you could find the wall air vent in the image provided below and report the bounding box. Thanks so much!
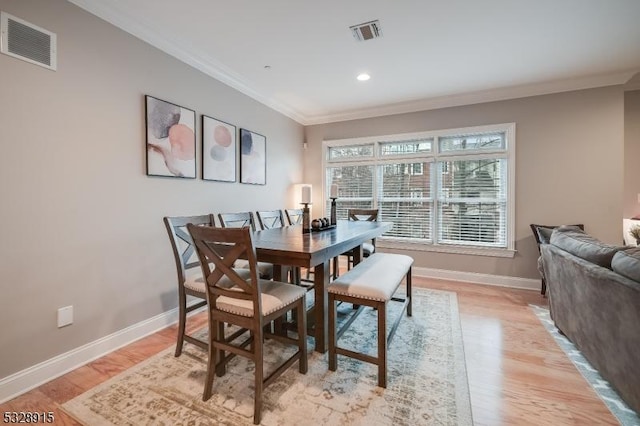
[350,20,382,42]
[1,11,57,70]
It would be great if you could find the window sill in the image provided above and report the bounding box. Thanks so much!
[378,238,517,258]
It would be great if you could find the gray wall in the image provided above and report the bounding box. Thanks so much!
[305,87,625,279]
[624,90,640,218]
[0,0,304,378]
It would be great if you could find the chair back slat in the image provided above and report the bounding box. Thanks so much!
[285,208,304,225]
[256,210,285,230]
[218,212,256,231]
[348,208,379,222]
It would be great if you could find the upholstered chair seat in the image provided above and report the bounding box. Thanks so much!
[216,279,306,317]
[362,242,375,256]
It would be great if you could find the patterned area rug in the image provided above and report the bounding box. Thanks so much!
[62,288,472,425]
[531,305,640,426]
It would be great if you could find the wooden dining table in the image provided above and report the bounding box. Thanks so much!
[252,219,392,353]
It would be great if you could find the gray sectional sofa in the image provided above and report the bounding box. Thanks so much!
[540,226,640,414]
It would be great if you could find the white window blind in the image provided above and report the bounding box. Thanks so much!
[439,133,505,152]
[326,163,374,219]
[437,159,507,247]
[380,139,432,156]
[328,144,374,160]
[378,161,432,241]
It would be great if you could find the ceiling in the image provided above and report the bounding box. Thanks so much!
[68,0,640,125]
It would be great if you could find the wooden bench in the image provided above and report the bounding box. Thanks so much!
[327,252,413,387]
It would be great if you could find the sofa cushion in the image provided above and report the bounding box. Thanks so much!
[611,248,640,282]
[531,223,584,245]
[550,227,620,268]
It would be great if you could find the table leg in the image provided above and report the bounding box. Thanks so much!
[351,245,364,310]
[272,264,286,282]
[352,244,363,266]
[313,261,330,353]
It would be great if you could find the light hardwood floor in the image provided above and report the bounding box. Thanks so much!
[0,278,619,425]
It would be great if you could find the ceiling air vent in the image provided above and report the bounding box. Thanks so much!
[1,11,57,70]
[350,20,382,42]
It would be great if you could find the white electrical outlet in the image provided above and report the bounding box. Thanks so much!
[57,306,73,328]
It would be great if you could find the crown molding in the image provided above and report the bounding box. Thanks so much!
[304,69,638,125]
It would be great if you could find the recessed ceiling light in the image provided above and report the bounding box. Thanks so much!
[357,73,370,81]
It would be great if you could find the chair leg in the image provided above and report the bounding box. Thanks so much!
[216,321,226,377]
[253,329,264,425]
[292,267,301,285]
[541,278,547,296]
[297,297,308,373]
[203,319,218,401]
[306,266,312,281]
[174,293,187,357]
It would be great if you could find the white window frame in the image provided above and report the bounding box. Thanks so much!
[322,123,516,258]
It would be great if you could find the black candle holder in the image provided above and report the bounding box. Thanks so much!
[330,197,337,225]
[302,203,311,233]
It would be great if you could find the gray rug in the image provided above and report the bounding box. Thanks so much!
[62,288,472,425]
[531,305,640,426]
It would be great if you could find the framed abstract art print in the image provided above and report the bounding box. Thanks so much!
[145,95,196,178]
[202,115,236,182]
[239,128,266,185]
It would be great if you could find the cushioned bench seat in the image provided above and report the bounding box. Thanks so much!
[327,252,413,387]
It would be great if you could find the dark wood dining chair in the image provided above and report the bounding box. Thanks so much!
[187,224,308,425]
[284,208,304,225]
[218,212,273,279]
[333,208,379,279]
[163,214,251,357]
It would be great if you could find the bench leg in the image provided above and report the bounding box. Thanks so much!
[328,293,337,371]
[407,267,412,317]
[378,301,387,388]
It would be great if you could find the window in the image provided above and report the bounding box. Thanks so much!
[323,124,515,256]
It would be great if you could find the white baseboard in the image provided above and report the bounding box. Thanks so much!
[0,303,204,404]
[412,266,540,291]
